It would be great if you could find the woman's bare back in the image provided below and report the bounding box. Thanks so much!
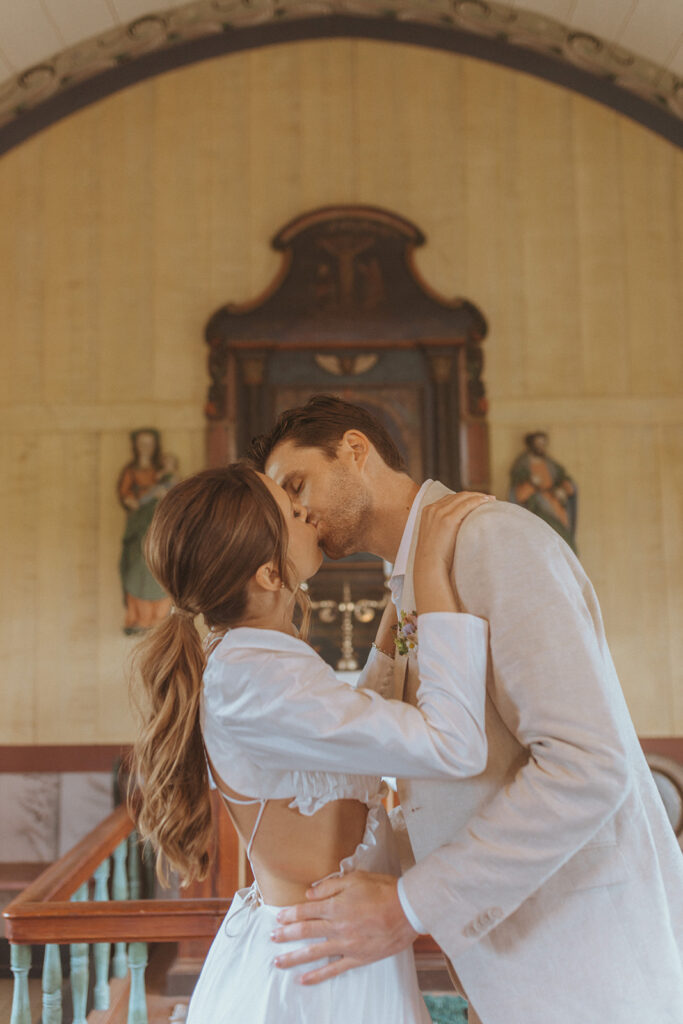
[212,766,369,906]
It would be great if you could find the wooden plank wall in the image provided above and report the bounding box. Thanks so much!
[0,40,680,743]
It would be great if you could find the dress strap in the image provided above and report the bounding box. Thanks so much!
[204,745,267,861]
[214,788,267,860]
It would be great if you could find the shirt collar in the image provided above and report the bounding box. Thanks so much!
[388,480,433,600]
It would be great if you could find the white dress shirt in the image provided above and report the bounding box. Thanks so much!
[388,479,433,611]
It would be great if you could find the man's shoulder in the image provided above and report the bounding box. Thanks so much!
[456,498,561,554]
[458,496,530,528]
[425,483,568,556]
[452,501,582,611]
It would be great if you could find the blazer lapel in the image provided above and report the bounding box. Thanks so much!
[399,480,453,705]
[402,481,453,598]
[402,480,453,600]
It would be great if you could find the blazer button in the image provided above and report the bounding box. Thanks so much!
[479,907,503,927]
[462,907,504,939]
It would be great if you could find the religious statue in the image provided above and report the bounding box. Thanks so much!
[117,428,178,634]
[509,431,578,553]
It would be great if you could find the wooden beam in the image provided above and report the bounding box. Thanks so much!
[4,898,231,945]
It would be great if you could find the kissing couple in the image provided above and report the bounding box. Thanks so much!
[131,394,683,1024]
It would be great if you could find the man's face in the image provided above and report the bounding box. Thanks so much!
[265,439,372,559]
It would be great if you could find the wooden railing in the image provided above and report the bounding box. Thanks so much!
[3,805,230,1024]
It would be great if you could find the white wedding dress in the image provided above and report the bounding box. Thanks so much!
[186,617,488,1023]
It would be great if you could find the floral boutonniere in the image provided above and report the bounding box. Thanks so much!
[394,610,418,656]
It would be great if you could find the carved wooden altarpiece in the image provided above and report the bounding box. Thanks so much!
[169,206,490,990]
[205,205,488,485]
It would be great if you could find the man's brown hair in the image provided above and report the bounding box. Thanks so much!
[248,394,407,472]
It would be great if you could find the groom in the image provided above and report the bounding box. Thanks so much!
[248,395,683,1024]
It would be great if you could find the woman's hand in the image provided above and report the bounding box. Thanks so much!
[414,492,495,614]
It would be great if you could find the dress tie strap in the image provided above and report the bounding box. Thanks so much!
[223,882,263,937]
[217,790,267,860]
[203,745,268,861]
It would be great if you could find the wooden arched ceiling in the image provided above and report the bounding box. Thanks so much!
[0,1,681,152]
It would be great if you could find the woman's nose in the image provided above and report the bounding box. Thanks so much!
[293,501,308,521]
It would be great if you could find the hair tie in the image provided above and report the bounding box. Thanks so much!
[171,605,195,620]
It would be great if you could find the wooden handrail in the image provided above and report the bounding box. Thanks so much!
[3,802,230,947]
[11,805,133,905]
[5,897,231,945]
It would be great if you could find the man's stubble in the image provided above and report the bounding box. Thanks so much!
[318,472,374,561]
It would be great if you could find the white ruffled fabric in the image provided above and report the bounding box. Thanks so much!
[288,776,387,816]
[186,801,431,1024]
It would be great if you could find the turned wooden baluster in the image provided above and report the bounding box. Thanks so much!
[9,944,31,1024]
[128,832,141,899]
[93,856,112,1010]
[127,942,149,1024]
[69,882,89,1024]
[42,942,63,1024]
[127,834,149,1024]
[112,839,129,978]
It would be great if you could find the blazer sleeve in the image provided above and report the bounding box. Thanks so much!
[203,613,489,781]
[400,503,631,957]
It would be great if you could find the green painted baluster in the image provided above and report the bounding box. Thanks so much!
[69,882,89,1024]
[42,943,63,1024]
[112,839,129,978]
[127,942,148,1024]
[93,857,111,1010]
[128,832,141,900]
[142,838,155,901]
[9,944,31,1024]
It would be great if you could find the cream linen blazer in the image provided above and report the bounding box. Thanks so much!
[395,481,683,1024]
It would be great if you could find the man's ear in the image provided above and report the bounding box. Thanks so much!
[340,430,371,469]
[253,562,282,593]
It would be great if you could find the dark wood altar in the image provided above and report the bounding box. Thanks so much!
[169,205,490,990]
[205,204,488,489]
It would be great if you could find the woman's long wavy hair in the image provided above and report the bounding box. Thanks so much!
[128,463,310,886]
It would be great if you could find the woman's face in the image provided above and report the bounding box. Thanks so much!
[259,474,323,584]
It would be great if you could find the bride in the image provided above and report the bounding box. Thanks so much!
[130,463,491,1023]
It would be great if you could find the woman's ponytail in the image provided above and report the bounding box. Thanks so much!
[129,611,212,886]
